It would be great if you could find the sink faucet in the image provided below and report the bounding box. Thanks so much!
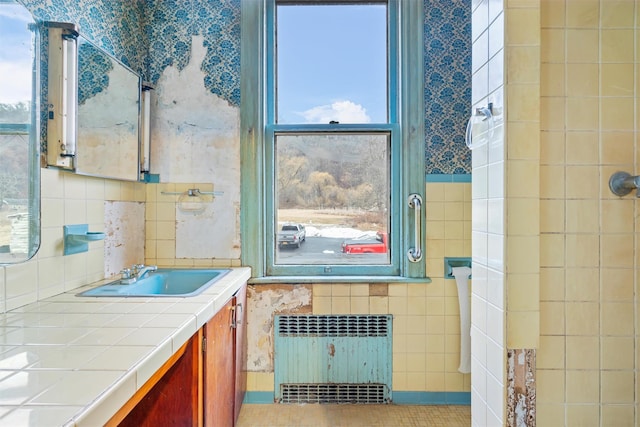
[119,264,157,284]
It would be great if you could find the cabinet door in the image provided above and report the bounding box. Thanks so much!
[203,298,235,427]
[233,284,247,422]
[117,335,200,427]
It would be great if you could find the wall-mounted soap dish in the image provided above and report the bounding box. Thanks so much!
[64,224,105,255]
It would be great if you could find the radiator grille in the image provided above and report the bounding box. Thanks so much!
[274,314,392,404]
[280,383,386,404]
[277,314,390,337]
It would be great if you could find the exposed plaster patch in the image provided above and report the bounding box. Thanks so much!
[507,348,536,427]
[246,284,312,371]
[104,201,145,277]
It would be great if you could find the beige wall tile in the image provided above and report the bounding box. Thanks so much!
[565,199,598,233]
[601,131,634,165]
[566,98,599,131]
[601,0,635,28]
[507,85,540,122]
[601,234,634,268]
[600,268,633,301]
[601,29,635,62]
[601,63,634,97]
[565,268,599,302]
[541,0,565,27]
[601,371,635,403]
[507,274,540,311]
[540,234,565,267]
[540,97,566,131]
[566,64,598,97]
[565,302,599,335]
[566,370,600,403]
[566,405,600,425]
[566,29,599,62]
[541,29,565,62]
[540,63,565,97]
[506,310,539,348]
[566,0,599,28]
[507,121,541,160]
[601,302,634,336]
[565,165,599,199]
[601,336,634,370]
[540,267,566,301]
[540,131,565,164]
[540,200,564,233]
[506,8,540,45]
[507,198,539,235]
[536,404,566,427]
[601,405,636,426]
[566,336,600,369]
[566,132,598,165]
[601,97,635,131]
[537,335,565,369]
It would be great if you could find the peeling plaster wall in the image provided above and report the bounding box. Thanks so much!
[150,36,241,260]
[246,285,313,372]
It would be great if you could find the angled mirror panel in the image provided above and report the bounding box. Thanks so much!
[75,35,141,181]
[0,0,41,263]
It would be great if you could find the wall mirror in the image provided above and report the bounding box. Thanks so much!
[47,23,141,181]
[0,0,41,263]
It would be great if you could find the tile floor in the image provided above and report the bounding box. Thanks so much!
[237,404,471,427]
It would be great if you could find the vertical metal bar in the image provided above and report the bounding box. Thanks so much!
[407,193,422,262]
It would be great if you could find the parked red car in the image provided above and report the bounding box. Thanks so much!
[341,232,388,254]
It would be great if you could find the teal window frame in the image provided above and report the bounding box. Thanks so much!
[241,0,426,282]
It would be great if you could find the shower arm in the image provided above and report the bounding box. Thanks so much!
[609,171,640,197]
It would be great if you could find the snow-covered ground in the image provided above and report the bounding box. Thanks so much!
[304,225,377,239]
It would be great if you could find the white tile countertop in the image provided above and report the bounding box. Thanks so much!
[0,267,251,427]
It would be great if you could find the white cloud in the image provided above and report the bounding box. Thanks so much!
[0,62,32,104]
[299,100,371,124]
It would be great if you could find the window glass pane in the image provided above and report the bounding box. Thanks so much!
[274,133,390,265]
[276,3,387,124]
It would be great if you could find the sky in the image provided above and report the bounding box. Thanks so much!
[276,3,387,125]
[0,5,34,105]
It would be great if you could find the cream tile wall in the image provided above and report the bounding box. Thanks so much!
[0,168,146,313]
[246,182,473,396]
[537,0,638,425]
[144,183,241,268]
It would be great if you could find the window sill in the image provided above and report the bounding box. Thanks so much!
[248,276,432,285]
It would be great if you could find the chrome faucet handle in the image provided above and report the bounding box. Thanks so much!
[120,268,132,279]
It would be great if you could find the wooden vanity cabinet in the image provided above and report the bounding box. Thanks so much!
[111,284,247,427]
[203,284,247,427]
[111,334,201,427]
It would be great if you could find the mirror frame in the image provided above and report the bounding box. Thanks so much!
[45,21,142,182]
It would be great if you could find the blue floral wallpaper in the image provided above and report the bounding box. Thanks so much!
[77,41,113,105]
[18,0,470,175]
[19,0,146,74]
[144,0,241,106]
[424,0,472,175]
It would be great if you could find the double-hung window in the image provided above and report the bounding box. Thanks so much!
[241,0,425,281]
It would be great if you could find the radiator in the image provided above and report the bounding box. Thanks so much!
[274,314,392,404]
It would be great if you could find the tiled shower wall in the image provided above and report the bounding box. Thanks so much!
[538,0,638,425]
